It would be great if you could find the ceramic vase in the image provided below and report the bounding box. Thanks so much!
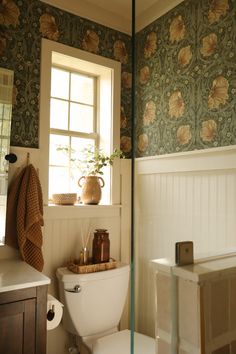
[78,176,105,205]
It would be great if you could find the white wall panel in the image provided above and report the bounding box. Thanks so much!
[135,148,236,338]
[1,153,131,354]
[43,215,121,296]
[43,213,121,354]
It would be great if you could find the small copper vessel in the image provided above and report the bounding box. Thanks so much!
[92,229,110,263]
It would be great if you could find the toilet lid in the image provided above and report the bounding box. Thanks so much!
[93,329,155,354]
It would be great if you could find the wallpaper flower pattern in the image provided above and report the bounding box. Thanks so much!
[136,0,236,156]
[0,0,132,157]
[0,0,235,158]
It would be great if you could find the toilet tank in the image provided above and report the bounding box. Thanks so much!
[56,263,130,337]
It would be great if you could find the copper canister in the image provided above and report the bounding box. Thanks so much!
[92,229,110,263]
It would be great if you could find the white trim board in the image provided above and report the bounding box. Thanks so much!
[43,204,121,220]
[39,38,121,205]
[135,146,236,175]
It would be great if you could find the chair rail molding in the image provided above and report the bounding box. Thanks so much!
[136,146,236,175]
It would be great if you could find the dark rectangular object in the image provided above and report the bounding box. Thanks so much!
[175,241,194,266]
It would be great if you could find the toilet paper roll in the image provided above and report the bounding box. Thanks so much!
[47,294,63,331]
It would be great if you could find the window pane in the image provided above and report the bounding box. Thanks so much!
[70,73,94,105]
[71,138,95,176]
[0,105,11,138]
[70,103,94,133]
[49,134,70,166]
[49,166,70,196]
[51,68,69,99]
[71,137,95,159]
[70,166,81,193]
[50,98,68,130]
[0,104,11,121]
[1,120,11,137]
[49,166,79,197]
[0,138,8,171]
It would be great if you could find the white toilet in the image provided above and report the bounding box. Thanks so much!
[56,263,155,354]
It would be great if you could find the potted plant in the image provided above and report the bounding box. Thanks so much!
[56,144,123,205]
[77,145,124,205]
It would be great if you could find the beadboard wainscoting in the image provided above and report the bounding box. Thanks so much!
[1,147,131,354]
[42,168,131,354]
[135,147,236,338]
[43,206,122,293]
[43,205,123,354]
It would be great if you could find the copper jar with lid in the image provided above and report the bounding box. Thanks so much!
[92,229,110,263]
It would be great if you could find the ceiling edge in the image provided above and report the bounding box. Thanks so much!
[40,0,131,35]
[136,0,184,32]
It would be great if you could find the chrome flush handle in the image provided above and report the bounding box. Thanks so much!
[65,285,82,293]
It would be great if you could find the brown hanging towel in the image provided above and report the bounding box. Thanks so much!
[6,164,44,272]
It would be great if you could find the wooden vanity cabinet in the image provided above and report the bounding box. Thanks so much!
[0,285,47,354]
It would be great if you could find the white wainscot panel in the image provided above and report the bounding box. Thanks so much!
[136,171,236,261]
[42,211,121,294]
[135,147,236,338]
[43,210,121,354]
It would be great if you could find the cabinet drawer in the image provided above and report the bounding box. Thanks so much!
[0,287,36,304]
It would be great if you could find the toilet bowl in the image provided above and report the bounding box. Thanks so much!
[56,263,155,354]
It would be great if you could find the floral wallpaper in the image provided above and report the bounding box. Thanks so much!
[0,0,235,158]
[0,0,132,157]
[136,0,236,157]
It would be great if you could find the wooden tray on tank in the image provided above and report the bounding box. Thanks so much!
[67,259,117,274]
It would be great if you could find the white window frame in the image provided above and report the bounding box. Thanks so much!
[39,38,121,205]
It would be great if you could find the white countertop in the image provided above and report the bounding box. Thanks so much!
[151,252,236,283]
[173,255,236,282]
[0,258,50,293]
[151,258,176,274]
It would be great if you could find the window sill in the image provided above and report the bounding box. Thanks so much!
[43,204,122,220]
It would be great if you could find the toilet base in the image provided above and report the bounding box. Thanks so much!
[75,327,118,354]
[74,329,155,354]
[77,341,90,354]
[86,329,155,354]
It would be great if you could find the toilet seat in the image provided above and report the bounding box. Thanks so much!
[93,329,155,354]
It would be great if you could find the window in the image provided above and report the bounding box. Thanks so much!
[49,67,98,199]
[40,39,121,205]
